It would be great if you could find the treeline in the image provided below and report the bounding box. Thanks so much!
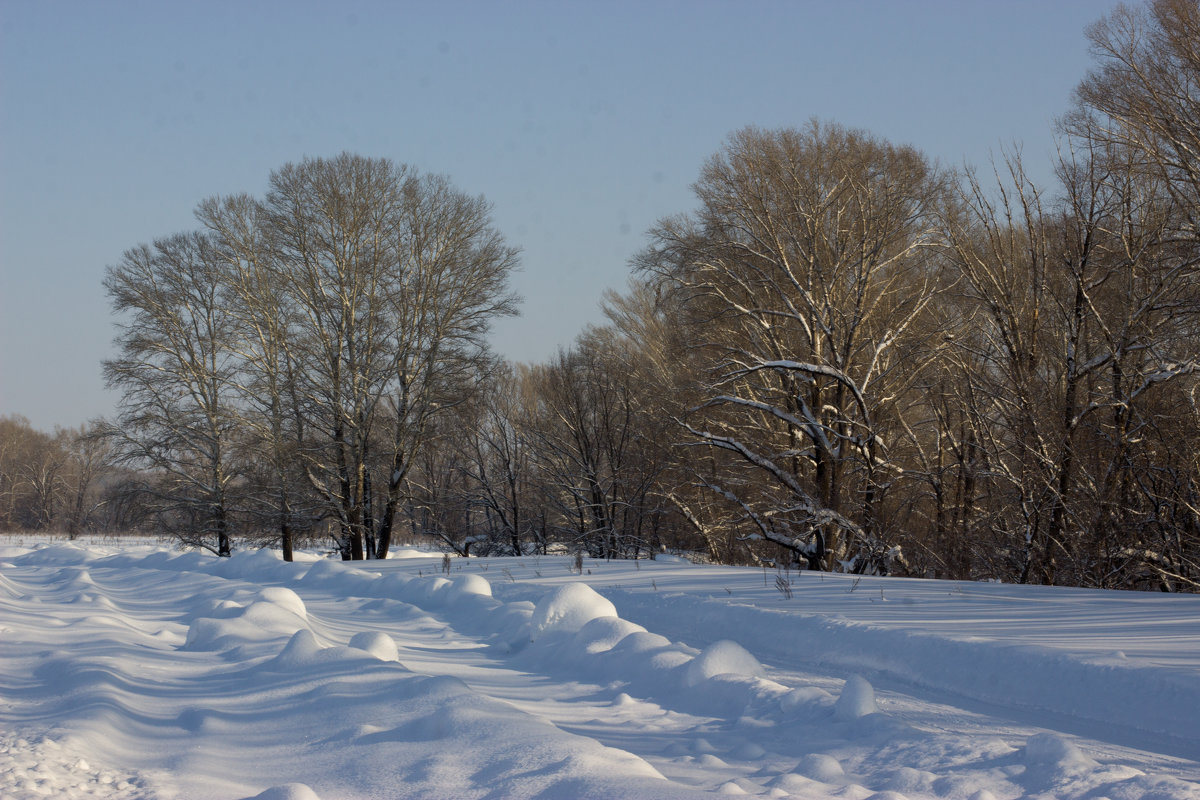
[0,416,113,534]
[11,0,1196,590]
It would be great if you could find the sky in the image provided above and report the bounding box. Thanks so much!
[0,0,1122,431]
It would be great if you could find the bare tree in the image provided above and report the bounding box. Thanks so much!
[936,133,1200,588]
[600,280,717,559]
[404,412,487,556]
[0,417,115,535]
[520,335,669,560]
[98,155,517,560]
[457,364,533,555]
[640,123,947,572]
[59,424,113,537]
[260,154,520,559]
[0,415,65,530]
[1064,0,1200,590]
[197,194,314,561]
[1070,0,1200,241]
[101,232,241,556]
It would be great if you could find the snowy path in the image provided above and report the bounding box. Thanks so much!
[1,543,1198,799]
[310,599,732,794]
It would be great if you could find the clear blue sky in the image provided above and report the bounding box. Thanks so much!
[1,0,1120,431]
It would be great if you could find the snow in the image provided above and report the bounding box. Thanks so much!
[528,580,618,639]
[684,640,764,686]
[0,542,1198,799]
[832,675,877,720]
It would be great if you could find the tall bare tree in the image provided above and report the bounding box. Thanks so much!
[1071,0,1200,241]
[197,194,313,561]
[260,153,519,559]
[102,232,241,556]
[640,123,947,571]
[935,134,1200,588]
[1065,0,1200,589]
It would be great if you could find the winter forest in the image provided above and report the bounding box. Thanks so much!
[5,0,1200,593]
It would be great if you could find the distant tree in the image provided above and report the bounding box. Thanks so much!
[522,337,667,560]
[0,417,115,536]
[59,423,113,537]
[404,408,490,557]
[598,281,705,558]
[457,364,534,555]
[0,415,65,530]
[0,416,26,528]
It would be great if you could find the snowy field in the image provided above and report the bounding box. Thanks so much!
[1,540,1198,799]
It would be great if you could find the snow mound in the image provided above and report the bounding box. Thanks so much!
[781,685,836,718]
[11,544,96,567]
[417,576,452,604]
[880,767,937,794]
[834,675,878,720]
[257,587,307,620]
[1021,732,1105,789]
[1024,732,1095,769]
[529,582,618,639]
[247,784,322,800]
[450,573,492,598]
[795,752,845,782]
[299,558,351,585]
[573,616,646,654]
[267,629,405,671]
[731,741,766,760]
[648,648,693,671]
[214,548,297,582]
[684,639,763,686]
[387,548,441,559]
[268,629,326,668]
[348,631,400,661]
[769,772,822,794]
[610,630,673,654]
[490,600,536,650]
[184,598,309,651]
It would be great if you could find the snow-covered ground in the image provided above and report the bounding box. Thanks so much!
[1,541,1197,799]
